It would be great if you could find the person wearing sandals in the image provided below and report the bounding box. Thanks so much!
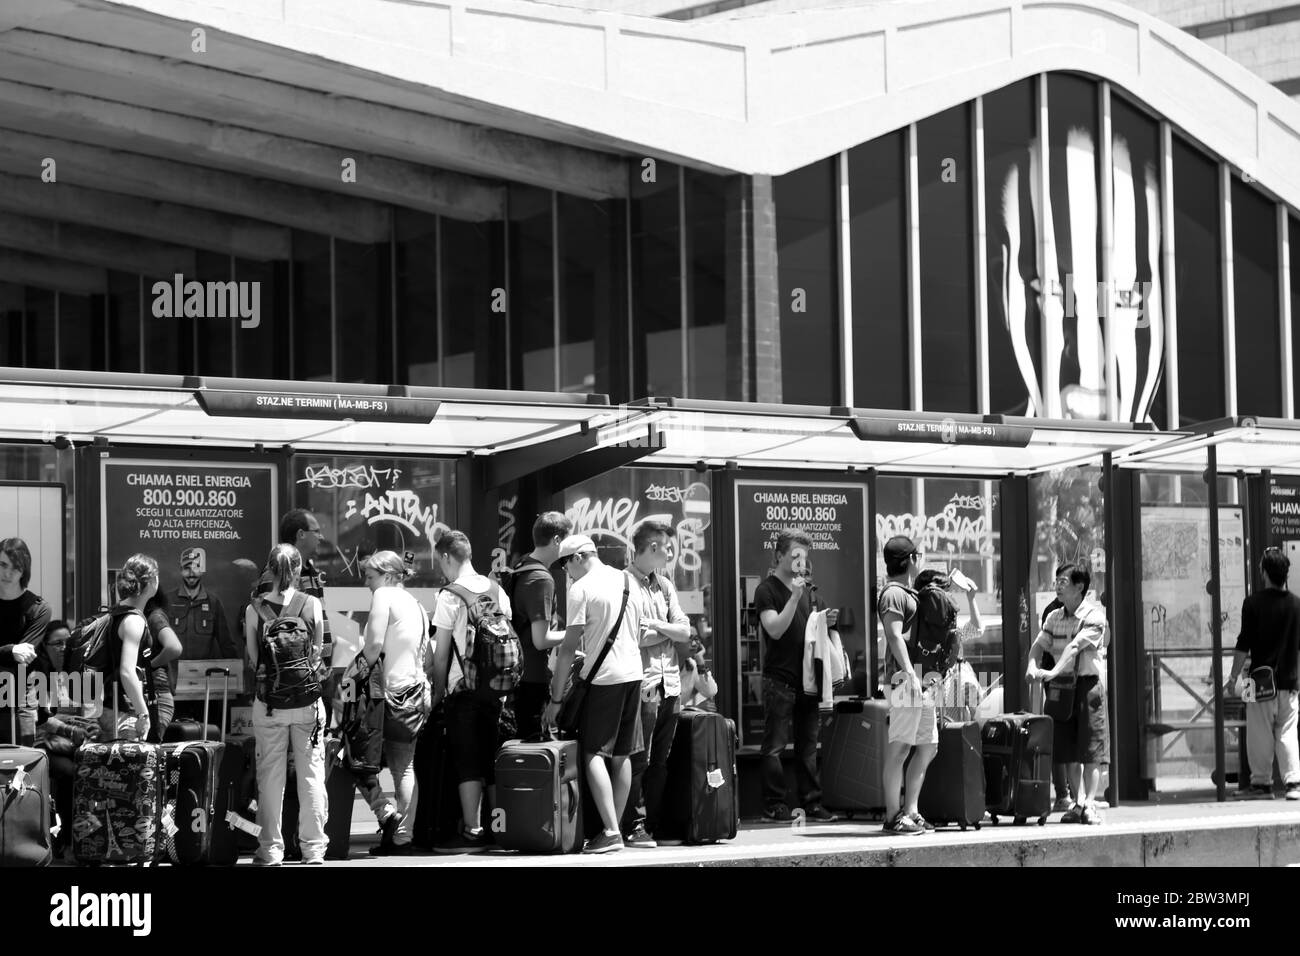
[878,536,936,835]
[352,550,431,856]
[1028,563,1110,825]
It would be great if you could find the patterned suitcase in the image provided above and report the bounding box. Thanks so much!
[72,739,165,864]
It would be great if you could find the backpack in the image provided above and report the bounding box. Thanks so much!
[253,591,321,713]
[65,607,140,679]
[444,582,522,698]
[914,584,961,677]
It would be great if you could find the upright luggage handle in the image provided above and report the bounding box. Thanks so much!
[203,667,231,742]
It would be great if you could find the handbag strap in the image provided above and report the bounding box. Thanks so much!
[581,582,630,686]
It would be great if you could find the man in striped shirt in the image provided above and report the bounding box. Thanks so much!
[1028,562,1109,825]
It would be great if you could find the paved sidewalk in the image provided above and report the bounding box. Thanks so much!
[293,794,1300,867]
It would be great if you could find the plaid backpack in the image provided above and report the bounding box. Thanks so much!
[444,582,522,698]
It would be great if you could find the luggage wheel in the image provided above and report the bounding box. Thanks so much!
[958,822,967,832]
[1013,816,1026,826]
[988,815,999,826]
[845,812,855,820]
[1037,816,1047,826]
[973,822,981,831]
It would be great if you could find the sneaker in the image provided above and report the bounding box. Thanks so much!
[762,803,792,822]
[623,826,658,849]
[1080,804,1104,826]
[1060,804,1083,824]
[908,812,936,832]
[804,805,840,823]
[369,841,415,857]
[656,837,685,846]
[1053,797,1075,813]
[1287,783,1300,801]
[582,830,625,854]
[251,856,282,867]
[882,811,925,835]
[302,855,325,865]
[435,827,490,855]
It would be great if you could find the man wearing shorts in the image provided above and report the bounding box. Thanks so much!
[543,535,643,854]
[877,535,937,835]
[1030,562,1110,825]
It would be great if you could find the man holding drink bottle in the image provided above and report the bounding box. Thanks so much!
[755,529,839,823]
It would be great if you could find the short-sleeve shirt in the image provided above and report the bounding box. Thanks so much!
[1236,589,1300,691]
[755,576,811,690]
[628,564,690,697]
[566,563,641,687]
[877,582,918,676]
[433,573,512,693]
[1034,599,1108,679]
[508,559,556,685]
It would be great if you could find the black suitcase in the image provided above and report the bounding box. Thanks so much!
[205,669,259,864]
[162,719,221,744]
[412,709,460,849]
[1,708,52,866]
[819,699,889,816]
[982,713,1052,826]
[660,709,738,844]
[917,720,984,830]
[494,736,583,853]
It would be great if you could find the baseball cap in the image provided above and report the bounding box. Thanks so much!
[882,535,918,565]
[555,534,597,564]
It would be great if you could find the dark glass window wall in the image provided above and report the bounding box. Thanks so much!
[774,158,839,406]
[395,210,439,386]
[630,163,683,398]
[292,231,333,382]
[918,104,977,413]
[1230,179,1281,416]
[685,171,728,400]
[508,186,555,392]
[848,130,908,410]
[1172,136,1226,425]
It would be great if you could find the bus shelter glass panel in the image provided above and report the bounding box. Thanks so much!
[290,455,456,671]
[1138,471,1243,796]
[874,477,1003,698]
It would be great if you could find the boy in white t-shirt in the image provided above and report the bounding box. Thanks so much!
[430,530,513,854]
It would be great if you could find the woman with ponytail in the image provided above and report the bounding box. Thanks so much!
[244,543,327,866]
[99,554,161,743]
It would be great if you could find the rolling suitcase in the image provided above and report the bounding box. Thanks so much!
[660,709,738,844]
[412,709,460,849]
[1,707,52,866]
[982,712,1052,826]
[494,735,583,853]
[917,720,984,830]
[207,668,259,864]
[819,699,889,816]
[72,702,165,865]
[158,671,226,865]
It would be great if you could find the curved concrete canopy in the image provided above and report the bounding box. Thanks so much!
[7,0,1300,213]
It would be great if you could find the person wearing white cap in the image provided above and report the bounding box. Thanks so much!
[543,535,643,854]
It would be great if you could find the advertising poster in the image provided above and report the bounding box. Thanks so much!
[100,458,278,653]
[734,480,868,746]
[1268,477,1300,598]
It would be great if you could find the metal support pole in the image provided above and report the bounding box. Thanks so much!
[1207,444,1226,803]
[1103,451,1119,807]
